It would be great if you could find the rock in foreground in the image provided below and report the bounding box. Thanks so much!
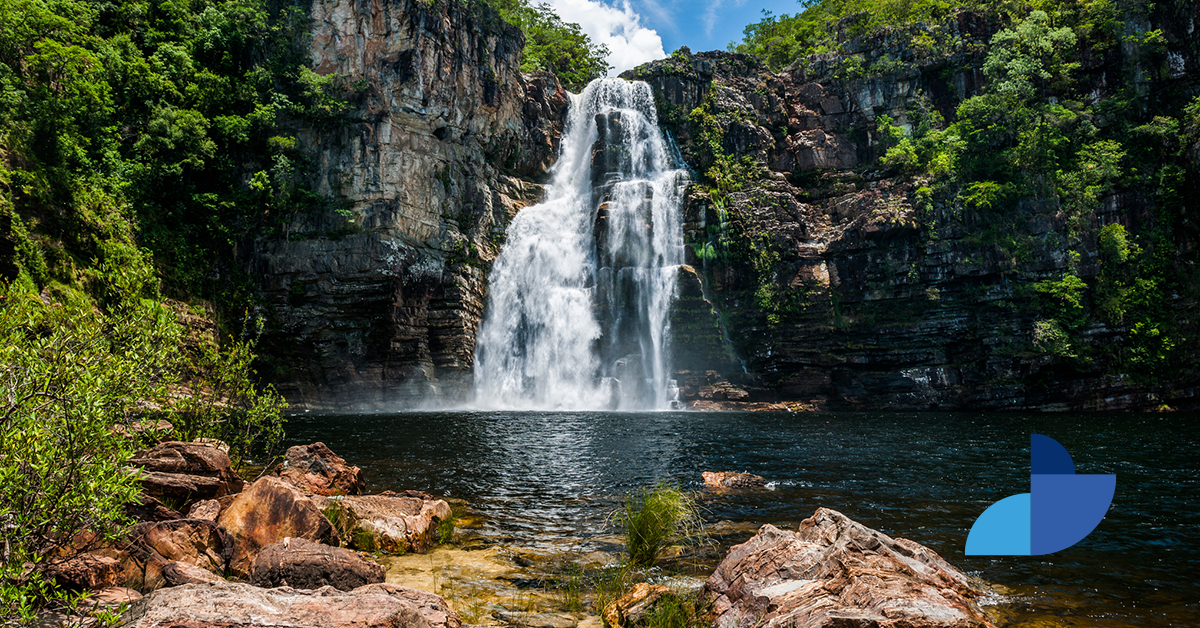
[251,537,385,591]
[316,492,451,553]
[703,508,995,628]
[218,476,334,577]
[122,581,461,628]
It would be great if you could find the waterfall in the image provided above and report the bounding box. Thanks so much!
[473,79,687,410]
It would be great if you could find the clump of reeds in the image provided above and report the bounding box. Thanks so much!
[619,481,705,567]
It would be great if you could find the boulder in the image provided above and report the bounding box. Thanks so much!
[702,472,767,489]
[162,561,222,586]
[217,476,334,577]
[250,537,385,591]
[129,441,244,508]
[702,508,996,628]
[186,499,221,521]
[275,442,365,496]
[46,553,121,590]
[603,582,670,628]
[128,519,232,575]
[316,493,451,553]
[121,581,461,628]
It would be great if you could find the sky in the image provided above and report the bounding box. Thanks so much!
[538,0,808,76]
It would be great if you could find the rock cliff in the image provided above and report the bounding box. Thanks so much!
[250,0,567,408]
[625,7,1200,411]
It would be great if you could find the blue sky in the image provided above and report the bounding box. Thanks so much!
[539,0,807,75]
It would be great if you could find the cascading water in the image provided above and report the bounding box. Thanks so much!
[473,79,687,410]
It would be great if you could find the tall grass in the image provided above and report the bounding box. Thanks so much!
[619,482,704,567]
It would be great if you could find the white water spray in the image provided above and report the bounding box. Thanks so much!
[473,79,687,410]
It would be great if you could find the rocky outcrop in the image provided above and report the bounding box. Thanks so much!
[275,442,366,496]
[250,537,386,591]
[129,441,243,508]
[703,508,995,628]
[46,553,122,591]
[217,476,335,577]
[624,9,1200,411]
[122,581,462,628]
[251,0,569,409]
[316,492,451,553]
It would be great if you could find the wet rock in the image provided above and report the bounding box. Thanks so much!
[274,442,365,496]
[495,611,579,628]
[250,537,385,591]
[701,471,767,489]
[217,476,334,577]
[129,441,243,508]
[186,499,221,521]
[162,561,221,586]
[121,581,461,628]
[46,553,121,590]
[702,507,995,628]
[603,582,671,628]
[317,493,451,554]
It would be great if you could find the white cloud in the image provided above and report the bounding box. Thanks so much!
[539,0,667,76]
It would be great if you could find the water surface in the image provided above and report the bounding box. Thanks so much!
[284,411,1199,626]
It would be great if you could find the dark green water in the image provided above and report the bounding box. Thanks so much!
[283,411,1199,627]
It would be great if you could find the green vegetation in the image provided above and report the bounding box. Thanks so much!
[486,0,611,90]
[619,482,704,567]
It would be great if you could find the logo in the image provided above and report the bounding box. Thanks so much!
[966,434,1116,555]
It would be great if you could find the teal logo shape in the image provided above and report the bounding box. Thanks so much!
[965,434,1116,555]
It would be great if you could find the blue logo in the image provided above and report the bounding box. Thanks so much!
[966,434,1116,555]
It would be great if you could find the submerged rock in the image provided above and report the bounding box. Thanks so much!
[217,476,334,577]
[702,472,768,489]
[251,537,385,591]
[275,442,366,496]
[317,493,451,554]
[703,507,995,628]
[122,581,461,628]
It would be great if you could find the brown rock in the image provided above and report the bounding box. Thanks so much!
[128,519,232,575]
[129,441,244,508]
[123,494,185,523]
[317,493,451,554]
[162,561,221,586]
[121,581,461,628]
[701,471,767,489]
[250,537,385,591]
[603,582,670,628]
[187,499,221,521]
[702,508,996,628]
[217,476,334,577]
[46,553,121,590]
[275,442,365,496]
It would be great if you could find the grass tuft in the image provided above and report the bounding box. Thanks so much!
[619,482,704,567]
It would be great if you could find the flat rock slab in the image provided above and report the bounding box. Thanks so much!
[251,537,385,591]
[129,441,243,507]
[317,493,451,554]
[703,507,996,628]
[122,581,461,628]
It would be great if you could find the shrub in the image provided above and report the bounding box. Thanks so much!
[618,482,703,567]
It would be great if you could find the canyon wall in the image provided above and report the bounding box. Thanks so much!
[627,7,1200,411]
[250,0,567,408]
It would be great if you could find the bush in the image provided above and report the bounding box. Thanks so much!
[619,482,703,567]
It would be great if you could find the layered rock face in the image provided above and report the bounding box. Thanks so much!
[252,0,567,409]
[625,8,1200,411]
